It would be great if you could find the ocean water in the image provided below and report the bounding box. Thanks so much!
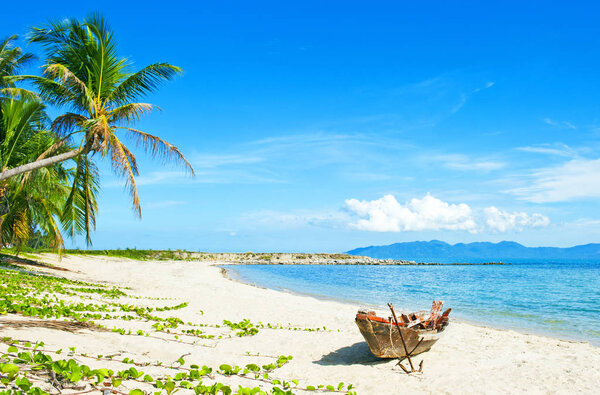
[227,261,600,345]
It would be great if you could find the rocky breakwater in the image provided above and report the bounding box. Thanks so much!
[191,252,417,265]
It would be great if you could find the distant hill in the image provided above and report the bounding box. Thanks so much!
[347,240,600,262]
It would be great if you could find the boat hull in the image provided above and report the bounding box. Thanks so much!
[355,316,441,358]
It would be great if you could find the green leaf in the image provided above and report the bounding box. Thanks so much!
[1,363,19,376]
[15,376,32,391]
[70,366,83,382]
[164,380,175,394]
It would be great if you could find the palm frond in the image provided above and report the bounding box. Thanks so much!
[12,208,30,242]
[0,87,39,100]
[36,195,65,251]
[107,134,141,216]
[1,98,48,170]
[0,35,36,101]
[108,63,182,106]
[61,154,99,245]
[29,19,73,47]
[44,63,95,112]
[109,102,158,124]
[0,35,35,81]
[52,112,87,137]
[120,127,194,175]
[82,14,126,103]
[16,74,83,110]
[0,35,18,53]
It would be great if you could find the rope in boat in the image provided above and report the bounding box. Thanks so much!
[383,315,402,357]
[389,319,402,355]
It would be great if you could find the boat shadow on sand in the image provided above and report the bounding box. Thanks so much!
[314,342,389,366]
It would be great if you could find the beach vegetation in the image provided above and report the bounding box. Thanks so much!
[223,319,259,336]
[0,258,358,394]
[5,246,194,260]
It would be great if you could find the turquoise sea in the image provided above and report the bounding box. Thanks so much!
[227,261,600,345]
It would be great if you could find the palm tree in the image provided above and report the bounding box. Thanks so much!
[1,35,98,250]
[0,35,36,99]
[0,14,194,221]
[0,97,95,250]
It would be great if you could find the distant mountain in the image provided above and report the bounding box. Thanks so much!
[347,240,600,262]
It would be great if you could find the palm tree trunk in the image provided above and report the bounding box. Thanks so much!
[0,148,82,181]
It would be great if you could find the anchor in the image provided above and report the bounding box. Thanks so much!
[388,303,424,374]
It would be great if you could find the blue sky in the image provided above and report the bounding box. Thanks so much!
[5,1,600,251]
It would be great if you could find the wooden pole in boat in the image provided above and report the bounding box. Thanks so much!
[388,303,415,372]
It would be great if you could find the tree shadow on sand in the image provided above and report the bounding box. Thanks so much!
[314,342,389,366]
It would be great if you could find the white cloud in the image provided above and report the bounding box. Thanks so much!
[192,154,264,168]
[450,93,467,114]
[507,158,600,202]
[344,194,549,233]
[345,194,478,232]
[144,200,185,209]
[516,143,577,157]
[450,81,495,113]
[238,209,349,230]
[484,206,549,232]
[134,171,184,186]
[472,81,495,93]
[430,154,505,171]
[542,118,577,129]
[111,167,281,187]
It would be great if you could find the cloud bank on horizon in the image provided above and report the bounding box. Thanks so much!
[345,194,549,234]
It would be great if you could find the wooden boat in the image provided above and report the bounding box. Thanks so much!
[355,301,451,358]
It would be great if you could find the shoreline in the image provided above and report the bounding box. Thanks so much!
[2,254,599,394]
[218,261,509,266]
[220,264,598,347]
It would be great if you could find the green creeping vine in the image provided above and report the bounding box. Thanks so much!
[222,319,259,337]
[0,265,358,394]
[0,340,357,394]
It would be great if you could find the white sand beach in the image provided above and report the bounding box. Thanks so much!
[2,254,599,394]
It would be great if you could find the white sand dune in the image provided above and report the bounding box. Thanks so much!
[2,254,599,394]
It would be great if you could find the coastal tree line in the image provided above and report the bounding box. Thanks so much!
[0,14,193,251]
